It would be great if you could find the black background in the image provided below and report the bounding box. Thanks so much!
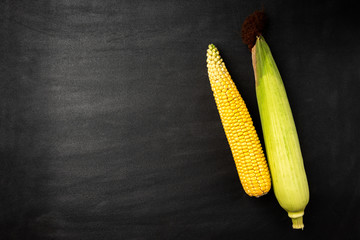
[1,0,359,239]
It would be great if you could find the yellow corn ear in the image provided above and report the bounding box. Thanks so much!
[206,44,271,197]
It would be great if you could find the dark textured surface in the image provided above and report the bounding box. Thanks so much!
[1,0,359,239]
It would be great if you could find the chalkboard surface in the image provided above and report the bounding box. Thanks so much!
[1,0,359,239]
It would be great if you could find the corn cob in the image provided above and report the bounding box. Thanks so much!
[206,44,271,197]
[242,11,310,229]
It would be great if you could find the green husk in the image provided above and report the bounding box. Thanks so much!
[252,36,310,229]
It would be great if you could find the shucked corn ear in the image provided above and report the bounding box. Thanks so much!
[242,10,310,229]
[206,44,271,197]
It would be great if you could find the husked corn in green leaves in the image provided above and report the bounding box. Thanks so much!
[252,36,309,228]
[206,44,271,197]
